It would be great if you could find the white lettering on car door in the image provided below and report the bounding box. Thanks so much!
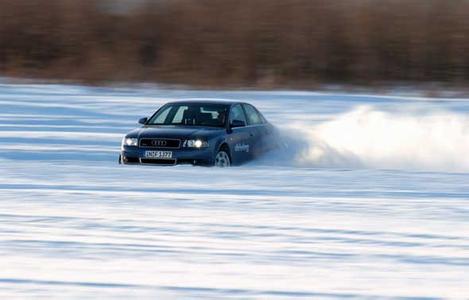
[234,143,250,153]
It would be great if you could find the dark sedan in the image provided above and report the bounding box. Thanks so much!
[120,100,278,167]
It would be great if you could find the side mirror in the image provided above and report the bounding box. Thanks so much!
[138,117,148,125]
[230,119,246,128]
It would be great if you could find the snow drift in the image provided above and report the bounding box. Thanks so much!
[288,106,469,172]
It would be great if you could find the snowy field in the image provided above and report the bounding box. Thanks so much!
[0,82,468,299]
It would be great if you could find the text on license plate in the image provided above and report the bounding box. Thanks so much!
[144,151,173,159]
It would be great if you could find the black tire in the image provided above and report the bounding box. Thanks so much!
[214,147,231,167]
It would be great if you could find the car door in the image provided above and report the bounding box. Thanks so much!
[242,104,265,158]
[253,106,276,152]
[228,104,253,163]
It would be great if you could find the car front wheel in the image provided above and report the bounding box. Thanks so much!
[214,150,231,167]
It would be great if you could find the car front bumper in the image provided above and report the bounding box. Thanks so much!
[121,146,214,166]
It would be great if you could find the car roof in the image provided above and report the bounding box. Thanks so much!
[164,99,249,106]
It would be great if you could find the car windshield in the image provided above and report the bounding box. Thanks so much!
[147,103,228,127]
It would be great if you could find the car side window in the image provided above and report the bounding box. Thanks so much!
[230,104,247,125]
[256,108,267,123]
[243,104,263,125]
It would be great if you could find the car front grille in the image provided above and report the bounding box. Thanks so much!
[139,138,181,149]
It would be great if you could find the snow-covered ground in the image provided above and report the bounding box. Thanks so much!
[0,83,468,299]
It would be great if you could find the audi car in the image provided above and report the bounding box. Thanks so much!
[119,100,278,167]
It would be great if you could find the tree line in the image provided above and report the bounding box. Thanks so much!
[0,0,468,86]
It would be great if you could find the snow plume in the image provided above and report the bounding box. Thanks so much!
[286,106,469,172]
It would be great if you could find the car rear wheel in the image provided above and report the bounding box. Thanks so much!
[214,150,231,167]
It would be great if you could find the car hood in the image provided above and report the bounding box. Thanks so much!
[127,126,225,140]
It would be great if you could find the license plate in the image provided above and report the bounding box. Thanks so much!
[144,151,173,159]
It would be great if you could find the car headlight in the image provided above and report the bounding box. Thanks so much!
[183,139,209,148]
[122,137,138,147]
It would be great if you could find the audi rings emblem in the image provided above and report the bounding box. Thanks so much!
[152,140,167,147]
